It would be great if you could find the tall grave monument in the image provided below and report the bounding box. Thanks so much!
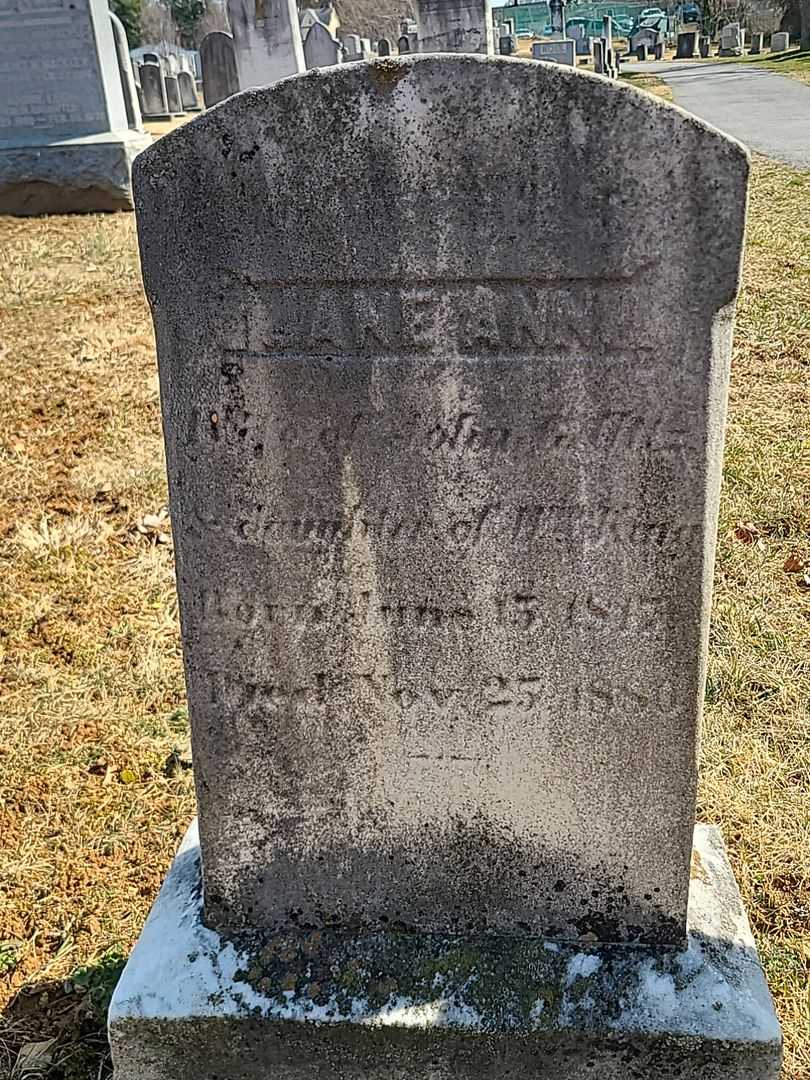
[111,54,781,1080]
[0,0,150,214]
[416,0,494,53]
[227,0,304,89]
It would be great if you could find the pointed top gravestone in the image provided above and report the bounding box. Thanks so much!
[304,21,342,68]
[133,55,748,946]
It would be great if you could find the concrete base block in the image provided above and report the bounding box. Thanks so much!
[109,823,781,1080]
[0,129,151,215]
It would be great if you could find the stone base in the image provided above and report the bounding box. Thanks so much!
[109,824,781,1080]
[0,129,151,215]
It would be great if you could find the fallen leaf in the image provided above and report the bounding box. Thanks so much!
[733,521,761,544]
[118,768,138,784]
[783,551,807,573]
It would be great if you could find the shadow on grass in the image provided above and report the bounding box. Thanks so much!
[0,953,124,1079]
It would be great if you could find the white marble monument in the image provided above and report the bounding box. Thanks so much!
[0,0,149,214]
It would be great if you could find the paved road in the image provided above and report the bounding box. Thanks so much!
[632,61,810,168]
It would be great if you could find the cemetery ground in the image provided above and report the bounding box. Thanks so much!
[0,148,807,1080]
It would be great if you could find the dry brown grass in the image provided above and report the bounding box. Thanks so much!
[0,150,808,1077]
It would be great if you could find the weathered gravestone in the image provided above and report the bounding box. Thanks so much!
[676,29,699,57]
[138,61,170,118]
[164,73,184,113]
[719,22,743,55]
[341,32,362,60]
[304,21,342,68]
[227,0,305,89]
[0,0,149,214]
[699,35,710,57]
[532,39,575,65]
[201,31,239,107]
[377,37,391,56]
[416,0,494,54]
[110,53,780,1080]
[748,31,763,54]
[397,33,411,52]
[770,30,789,51]
[178,69,201,110]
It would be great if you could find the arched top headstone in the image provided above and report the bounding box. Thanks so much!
[200,31,239,107]
[134,55,748,944]
[397,34,410,52]
[377,37,392,56]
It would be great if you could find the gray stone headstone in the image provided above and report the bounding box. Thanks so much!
[415,0,494,54]
[630,26,659,54]
[200,31,239,107]
[532,39,575,66]
[304,21,342,68]
[0,0,149,214]
[133,53,750,948]
[636,43,649,60]
[593,37,606,73]
[719,22,743,55]
[748,31,763,54]
[142,50,160,64]
[227,0,305,89]
[699,35,710,57]
[110,11,143,131]
[770,30,789,51]
[139,61,169,118]
[377,37,391,56]
[177,69,200,110]
[164,73,184,113]
[676,30,699,58]
[341,32,362,60]
[113,55,782,1080]
[397,33,411,53]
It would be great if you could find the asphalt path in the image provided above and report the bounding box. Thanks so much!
[632,61,810,168]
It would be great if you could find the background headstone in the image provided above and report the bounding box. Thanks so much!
[377,37,391,56]
[177,70,200,110]
[163,73,184,113]
[200,31,239,107]
[770,30,789,51]
[110,10,143,131]
[227,0,305,89]
[676,30,699,58]
[532,39,575,65]
[341,32,362,60]
[0,0,149,214]
[416,0,495,54]
[748,31,763,53]
[304,22,342,68]
[139,62,169,118]
[397,33,411,52]
[719,23,743,55]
